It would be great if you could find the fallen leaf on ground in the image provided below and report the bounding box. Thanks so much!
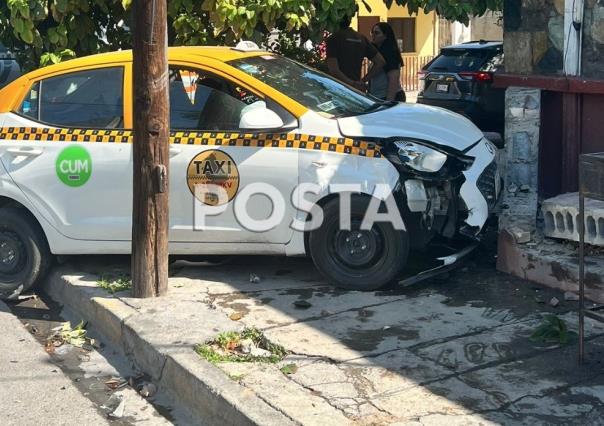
[280,363,298,375]
[229,312,244,321]
[293,300,312,309]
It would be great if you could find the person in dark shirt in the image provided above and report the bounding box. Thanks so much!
[367,22,406,102]
[325,12,385,91]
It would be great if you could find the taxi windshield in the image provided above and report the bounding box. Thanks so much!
[229,55,382,118]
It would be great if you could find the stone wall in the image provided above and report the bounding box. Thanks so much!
[503,0,604,77]
[471,12,504,41]
[503,0,563,74]
[499,87,542,241]
[582,0,604,78]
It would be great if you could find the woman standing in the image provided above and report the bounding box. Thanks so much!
[365,22,406,102]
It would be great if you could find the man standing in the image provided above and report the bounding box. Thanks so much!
[325,11,385,91]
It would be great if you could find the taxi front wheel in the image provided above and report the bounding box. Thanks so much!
[0,208,51,300]
[309,196,408,291]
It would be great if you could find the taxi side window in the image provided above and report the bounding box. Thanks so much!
[169,67,291,131]
[19,67,124,129]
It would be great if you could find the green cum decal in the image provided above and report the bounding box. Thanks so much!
[56,145,92,187]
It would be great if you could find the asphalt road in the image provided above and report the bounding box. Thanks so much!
[0,300,108,426]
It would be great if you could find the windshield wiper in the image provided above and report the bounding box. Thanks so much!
[334,101,397,118]
[361,100,397,114]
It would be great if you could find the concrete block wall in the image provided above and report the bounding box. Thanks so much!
[542,193,604,246]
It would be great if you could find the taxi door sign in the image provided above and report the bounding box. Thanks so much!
[56,145,92,187]
[187,150,239,206]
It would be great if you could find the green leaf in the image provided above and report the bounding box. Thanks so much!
[280,363,298,375]
[21,28,34,44]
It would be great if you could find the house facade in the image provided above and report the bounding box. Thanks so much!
[351,0,439,90]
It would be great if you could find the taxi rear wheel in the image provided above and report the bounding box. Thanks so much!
[309,196,408,291]
[0,208,51,300]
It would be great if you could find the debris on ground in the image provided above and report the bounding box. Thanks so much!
[138,382,157,398]
[101,394,125,418]
[250,347,272,357]
[564,291,580,301]
[195,328,287,364]
[293,300,312,309]
[105,377,128,390]
[109,399,126,419]
[249,273,261,283]
[550,297,560,307]
[46,320,88,350]
[530,315,575,344]
[17,294,38,301]
[229,312,244,321]
[240,338,254,354]
[510,226,531,244]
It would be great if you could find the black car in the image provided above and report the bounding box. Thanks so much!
[0,44,21,90]
[417,41,504,137]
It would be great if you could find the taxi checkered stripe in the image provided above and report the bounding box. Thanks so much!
[0,127,382,158]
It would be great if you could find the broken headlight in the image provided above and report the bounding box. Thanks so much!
[395,140,448,173]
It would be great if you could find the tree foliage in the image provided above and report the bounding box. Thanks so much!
[386,0,503,25]
[0,0,502,70]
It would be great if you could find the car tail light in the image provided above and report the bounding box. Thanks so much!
[417,71,426,92]
[459,71,493,82]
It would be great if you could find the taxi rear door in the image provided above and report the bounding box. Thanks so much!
[0,64,133,241]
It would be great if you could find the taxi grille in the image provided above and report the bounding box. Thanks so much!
[477,160,498,210]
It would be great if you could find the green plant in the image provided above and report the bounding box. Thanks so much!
[46,320,88,348]
[97,275,132,294]
[195,327,287,364]
[280,363,298,375]
[530,315,576,345]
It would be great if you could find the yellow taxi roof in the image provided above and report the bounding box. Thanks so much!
[24,46,267,80]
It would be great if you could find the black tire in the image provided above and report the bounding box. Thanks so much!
[0,208,51,300]
[309,196,409,291]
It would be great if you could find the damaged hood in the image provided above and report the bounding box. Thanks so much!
[337,103,484,152]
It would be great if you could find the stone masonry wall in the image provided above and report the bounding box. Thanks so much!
[503,0,563,74]
[504,0,604,77]
[499,87,542,241]
[583,0,604,78]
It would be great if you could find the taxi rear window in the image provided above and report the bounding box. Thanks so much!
[18,67,124,129]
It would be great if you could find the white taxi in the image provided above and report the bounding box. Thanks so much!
[0,45,500,299]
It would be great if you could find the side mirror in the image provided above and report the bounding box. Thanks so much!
[239,103,284,130]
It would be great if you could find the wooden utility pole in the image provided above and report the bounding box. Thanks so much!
[131,0,169,297]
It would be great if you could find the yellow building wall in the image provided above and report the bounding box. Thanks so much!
[353,0,438,57]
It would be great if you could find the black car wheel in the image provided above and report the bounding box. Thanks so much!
[0,208,51,300]
[309,196,408,291]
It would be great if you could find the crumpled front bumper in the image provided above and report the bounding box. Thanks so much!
[459,138,500,236]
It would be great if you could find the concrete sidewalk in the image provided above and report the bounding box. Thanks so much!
[0,300,108,426]
[43,249,604,425]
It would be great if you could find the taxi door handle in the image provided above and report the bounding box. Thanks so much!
[169,146,181,157]
[6,147,43,157]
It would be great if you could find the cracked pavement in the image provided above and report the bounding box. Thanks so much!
[58,238,604,425]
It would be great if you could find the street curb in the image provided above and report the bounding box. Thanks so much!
[497,230,604,304]
[44,269,297,426]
